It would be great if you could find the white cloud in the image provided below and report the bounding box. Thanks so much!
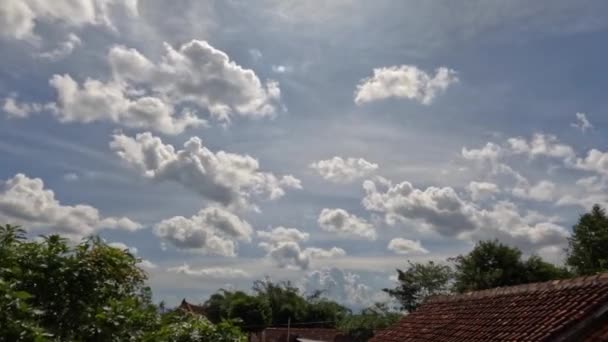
[302,268,387,308]
[462,142,502,164]
[258,226,346,270]
[571,112,592,132]
[167,264,250,279]
[363,178,568,251]
[2,95,52,119]
[354,65,458,105]
[50,74,204,135]
[37,33,82,61]
[0,0,138,40]
[387,238,428,255]
[512,180,557,202]
[110,132,301,209]
[272,65,293,73]
[318,208,376,240]
[575,149,608,176]
[0,173,141,239]
[363,179,480,236]
[257,226,310,243]
[310,157,378,183]
[467,181,500,201]
[154,206,253,257]
[138,259,158,269]
[507,134,575,161]
[108,41,282,123]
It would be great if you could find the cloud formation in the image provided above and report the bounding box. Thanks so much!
[0,0,138,40]
[362,178,568,251]
[108,41,282,123]
[355,65,458,105]
[0,173,141,239]
[154,206,253,257]
[387,238,429,255]
[318,208,376,240]
[310,157,378,183]
[258,226,346,270]
[167,264,250,279]
[571,112,592,132]
[110,132,301,209]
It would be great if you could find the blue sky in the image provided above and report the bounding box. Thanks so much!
[1,0,608,310]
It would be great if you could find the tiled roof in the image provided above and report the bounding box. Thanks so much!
[178,299,207,316]
[371,273,608,342]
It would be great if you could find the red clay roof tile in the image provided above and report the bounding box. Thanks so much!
[371,273,608,341]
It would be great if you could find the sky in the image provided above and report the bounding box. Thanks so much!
[1,0,608,310]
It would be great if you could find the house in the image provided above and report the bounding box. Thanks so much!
[371,273,608,341]
[177,298,207,316]
[248,327,351,342]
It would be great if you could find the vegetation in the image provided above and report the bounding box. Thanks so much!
[567,204,608,275]
[0,224,245,342]
[338,303,400,342]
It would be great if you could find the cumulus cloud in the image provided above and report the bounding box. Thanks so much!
[507,134,575,161]
[310,157,378,183]
[257,226,310,243]
[512,180,557,202]
[0,173,141,239]
[354,65,458,105]
[37,33,82,61]
[50,74,204,135]
[258,226,345,270]
[387,238,428,255]
[154,206,253,257]
[168,264,249,279]
[110,132,301,209]
[302,268,386,308]
[108,41,282,123]
[318,208,376,240]
[362,178,568,251]
[575,149,608,176]
[467,181,500,201]
[0,0,138,40]
[571,112,592,132]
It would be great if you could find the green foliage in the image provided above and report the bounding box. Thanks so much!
[338,303,400,342]
[253,279,310,325]
[143,312,245,342]
[567,204,608,275]
[0,224,245,342]
[452,240,526,292]
[452,240,570,293]
[383,261,452,312]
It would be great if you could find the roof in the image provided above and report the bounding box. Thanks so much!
[371,273,608,342]
[177,298,206,316]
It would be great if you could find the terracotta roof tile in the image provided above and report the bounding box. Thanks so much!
[371,273,608,342]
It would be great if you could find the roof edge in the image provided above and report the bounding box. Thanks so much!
[426,272,608,303]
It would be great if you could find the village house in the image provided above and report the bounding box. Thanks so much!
[371,273,608,341]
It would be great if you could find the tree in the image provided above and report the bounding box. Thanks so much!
[452,240,570,293]
[143,311,245,342]
[567,204,608,275]
[383,261,452,312]
[338,303,400,342]
[252,279,309,325]
[0,224,245,341]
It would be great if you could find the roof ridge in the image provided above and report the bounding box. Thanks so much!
[427,272,608,303]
